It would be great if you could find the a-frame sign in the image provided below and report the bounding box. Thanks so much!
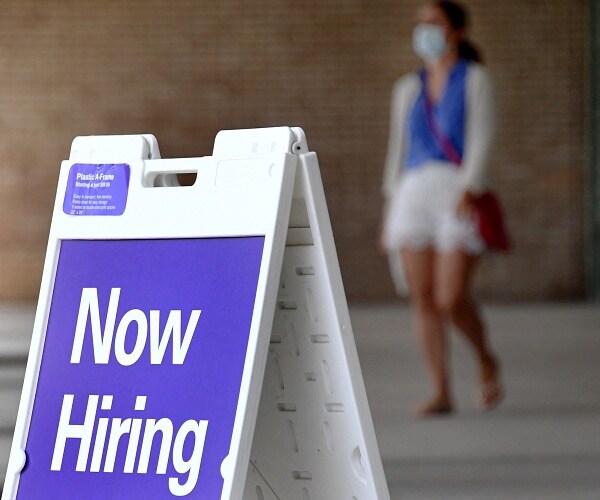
[3,127,390,499]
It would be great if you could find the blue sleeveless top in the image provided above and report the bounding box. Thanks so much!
[405,59,468,170]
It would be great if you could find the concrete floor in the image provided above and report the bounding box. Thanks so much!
[351,302,600,499]
[1,301,599,499]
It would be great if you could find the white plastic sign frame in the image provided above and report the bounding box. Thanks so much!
[3,127,390,500]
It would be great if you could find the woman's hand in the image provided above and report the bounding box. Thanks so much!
[457,190,477,219]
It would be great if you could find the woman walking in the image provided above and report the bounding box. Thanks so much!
[381,1,503,417]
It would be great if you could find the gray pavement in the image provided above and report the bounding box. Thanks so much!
[351,303,600,499]
[1,301,599,499]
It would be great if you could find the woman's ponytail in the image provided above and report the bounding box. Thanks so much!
[458,39,482,63]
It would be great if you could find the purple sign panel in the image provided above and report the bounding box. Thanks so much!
[63,163,130,216]
[17,237,264,499]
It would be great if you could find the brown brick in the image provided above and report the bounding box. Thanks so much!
[0,0,588,301]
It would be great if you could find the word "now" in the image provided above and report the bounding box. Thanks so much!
[70,288,202,366]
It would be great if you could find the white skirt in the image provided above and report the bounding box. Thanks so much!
[382,162,485,255]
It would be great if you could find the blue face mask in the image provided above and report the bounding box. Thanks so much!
[412,23,448,62]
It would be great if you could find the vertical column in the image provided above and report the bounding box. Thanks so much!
[590,0,600,299]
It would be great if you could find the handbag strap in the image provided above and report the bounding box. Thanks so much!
[423,90,462,166]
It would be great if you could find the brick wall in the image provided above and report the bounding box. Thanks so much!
[0,0,588,301]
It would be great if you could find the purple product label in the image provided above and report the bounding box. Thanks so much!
[63,163,130,216]
[17,237,264,499]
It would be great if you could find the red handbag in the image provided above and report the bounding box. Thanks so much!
[470,191,511,252]
[424,95,512,252]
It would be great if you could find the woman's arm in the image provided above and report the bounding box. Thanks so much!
[382,74,420,200]
[460,64,495,194]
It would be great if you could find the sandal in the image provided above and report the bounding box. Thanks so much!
[474,381,504,411]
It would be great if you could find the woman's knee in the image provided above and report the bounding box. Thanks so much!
[435,291,467,319]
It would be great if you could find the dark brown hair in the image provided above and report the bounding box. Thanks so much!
[435,0,483,63]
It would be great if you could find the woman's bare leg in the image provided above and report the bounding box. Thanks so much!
[402,247,452,415]
[435,250,502,407]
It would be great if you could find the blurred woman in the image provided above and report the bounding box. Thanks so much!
[381,1,503,417]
